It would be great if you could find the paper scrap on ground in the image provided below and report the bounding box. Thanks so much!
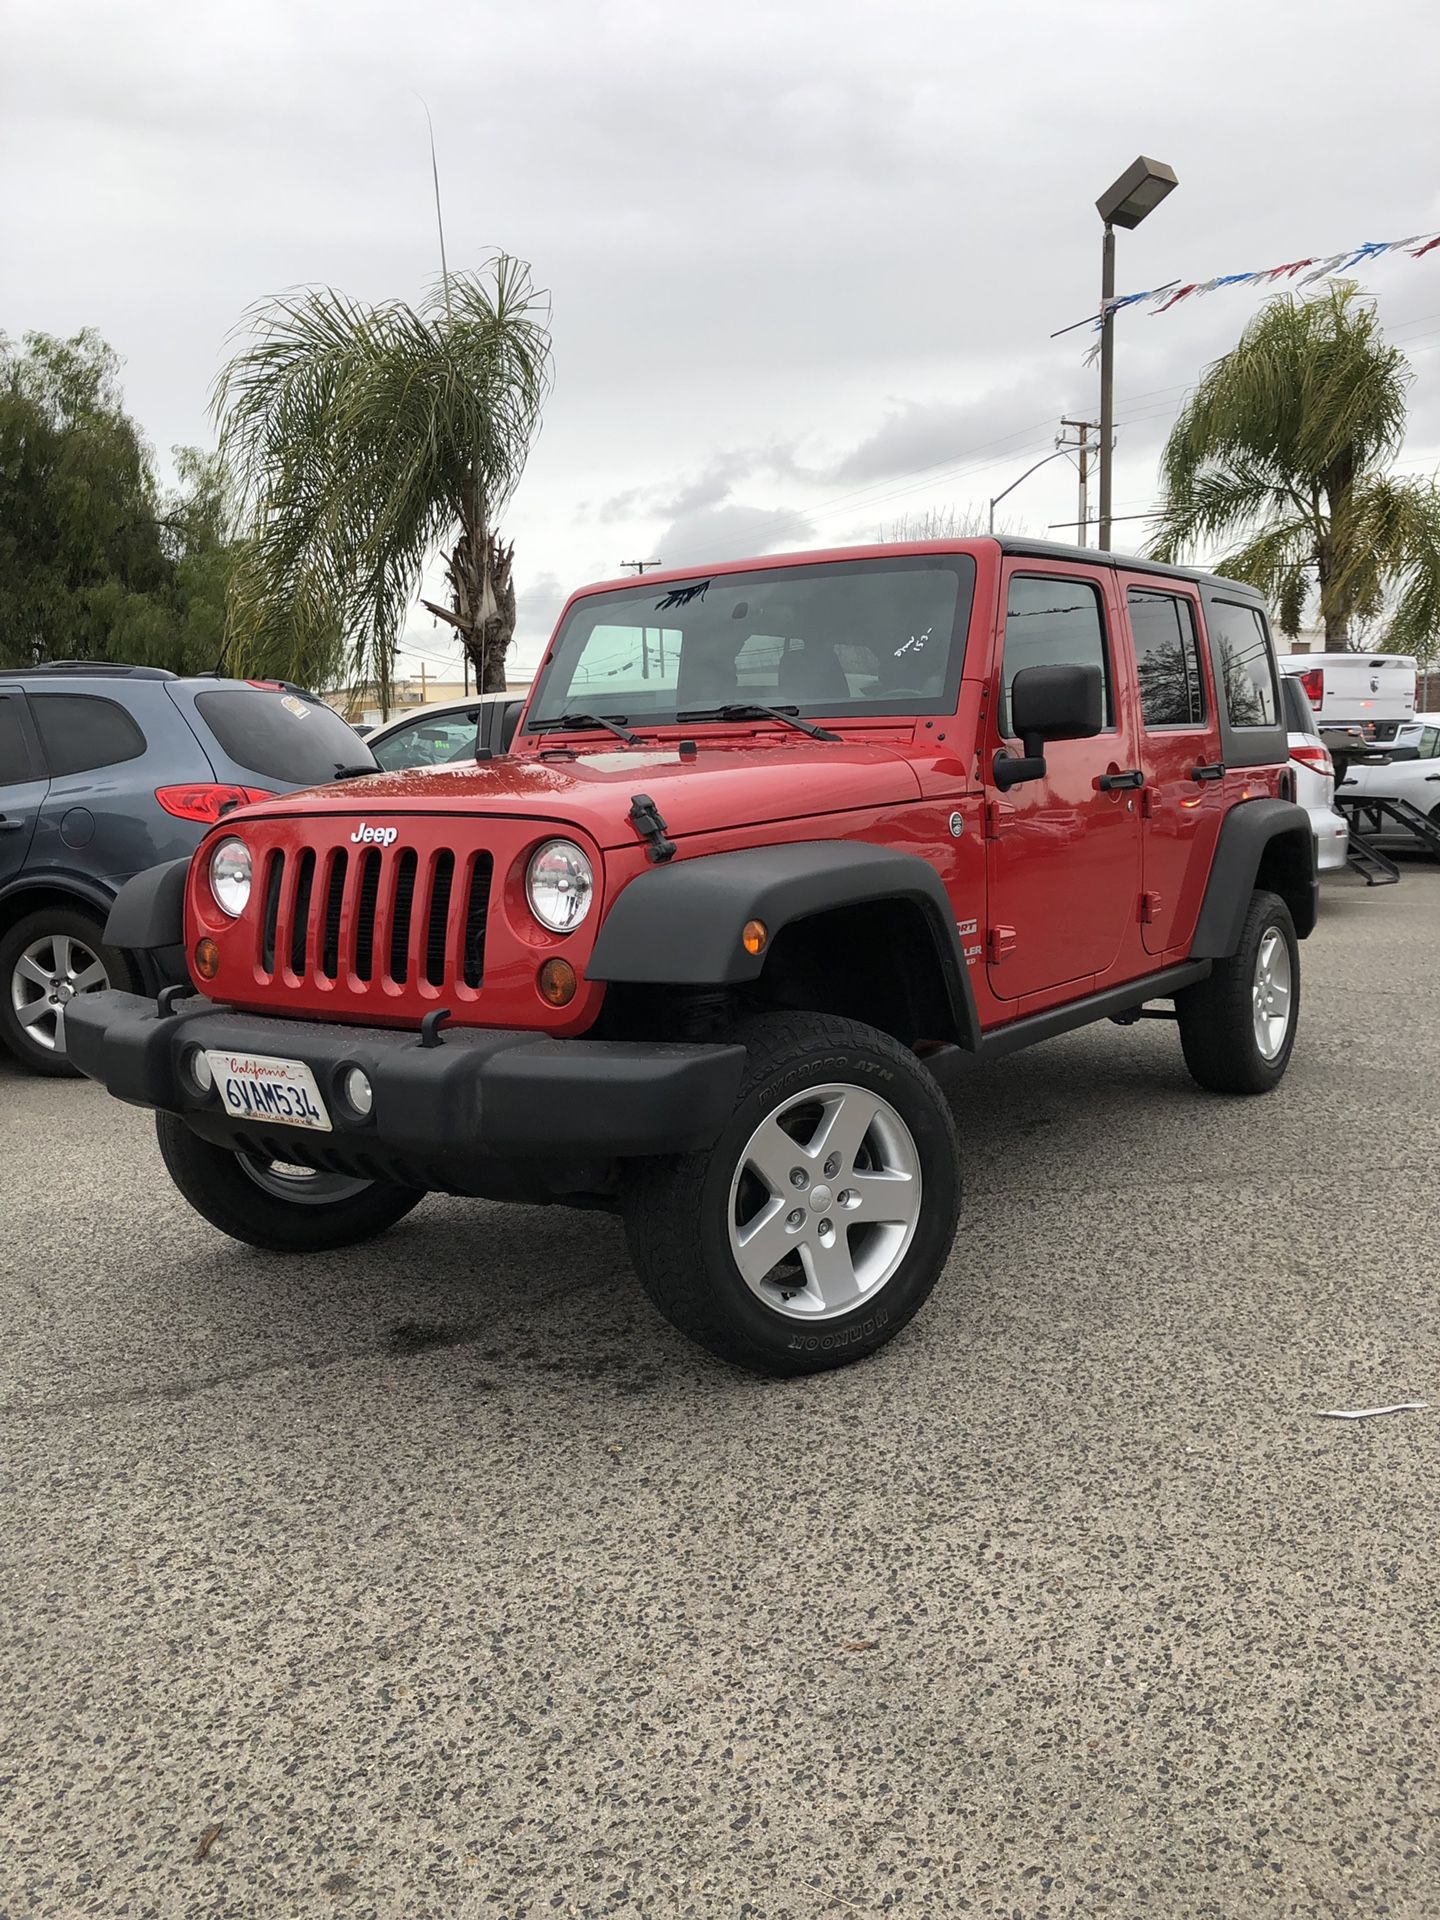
[1315,1402,1431,1421]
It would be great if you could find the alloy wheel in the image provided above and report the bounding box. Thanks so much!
[727,1080,922,1320]
[10,931,110,1054]
[1252,927,1294,1061]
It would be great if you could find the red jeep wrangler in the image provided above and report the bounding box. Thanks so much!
[70,540,1315,1375]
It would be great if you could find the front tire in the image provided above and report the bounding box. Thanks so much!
[1177,889,1300,1094]
[155,1113,424,1251]
[621,1013,961,1376]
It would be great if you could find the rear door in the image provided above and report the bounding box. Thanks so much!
[0,691,47,885]
[1119,578,1225,955]
[983,562,1143,1000]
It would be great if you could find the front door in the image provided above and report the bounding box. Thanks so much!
[1118,577,1225,955]
[984,565,1143,1001]
[0,692,46,886]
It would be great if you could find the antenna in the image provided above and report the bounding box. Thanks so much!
[414,93,452,319]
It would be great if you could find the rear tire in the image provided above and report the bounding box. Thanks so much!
[1177,889,1300,1095]
[0,905,136,1078]
[155,1113,424,1251]
[621,1012,961,1376]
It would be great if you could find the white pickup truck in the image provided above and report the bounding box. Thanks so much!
[1277,653,1416,742]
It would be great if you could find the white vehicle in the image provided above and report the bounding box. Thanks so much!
[1279,675,1349,872]
[365,691,522,771]
[1336,718,1440,847]
[1278,653,1416,742]
[1385,711,1440,756]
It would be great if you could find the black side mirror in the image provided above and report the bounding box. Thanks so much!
[993,663,1105,791]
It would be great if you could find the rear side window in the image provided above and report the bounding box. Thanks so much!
[1126,589,1207,727]
[193,690,376,785]
[0,697,35,783]
[1001,574,1112,734]
[1419,725,1440,760]
[1208,601,1279,728]
[1279,675,1316,734]
[29,693,147,777]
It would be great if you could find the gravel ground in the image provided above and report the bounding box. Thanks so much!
[2,866,1437,1920]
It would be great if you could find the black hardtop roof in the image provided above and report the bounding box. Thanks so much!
[992,536,1262,602]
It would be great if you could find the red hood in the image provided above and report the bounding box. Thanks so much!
[230,737,924,847]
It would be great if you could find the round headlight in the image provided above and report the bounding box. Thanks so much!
[209,836,252,918]
[526,839,594,933]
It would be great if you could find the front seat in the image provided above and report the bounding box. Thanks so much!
[777,638,851,709]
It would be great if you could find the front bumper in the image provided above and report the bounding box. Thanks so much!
[66,991,747,1200]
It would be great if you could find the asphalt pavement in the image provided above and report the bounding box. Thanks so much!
[3,865,1438,1920]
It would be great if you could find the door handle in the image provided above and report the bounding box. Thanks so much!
[1190,762,1225,783]
[1097,768,1144,791]
[0,815,25,833]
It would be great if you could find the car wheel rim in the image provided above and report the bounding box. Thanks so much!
[235,1152,374,1206]
[10,932,110,1053]
[727,1080,922,1321]
[1252,928,1293,1061]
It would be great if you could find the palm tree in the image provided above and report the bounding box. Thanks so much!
[1150,285,1440,655]
[216,253,552,699]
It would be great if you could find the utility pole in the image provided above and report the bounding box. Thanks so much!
[622,561,663,679]
[419,659,428,705]
[1059,418,1100,546]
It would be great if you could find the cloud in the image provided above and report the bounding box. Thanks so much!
[824,381,1065,486]
[653,502,816,570]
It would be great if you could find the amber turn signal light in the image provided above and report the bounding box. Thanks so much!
[538,957,577,1006]
[194,938,220,980]
[742,919,768,956]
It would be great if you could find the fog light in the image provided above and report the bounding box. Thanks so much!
[538,957,578,1006]
[343,1066,373,1117]
[742,918,768,956]
[194,938,220,980]
[185,1047,213,1095]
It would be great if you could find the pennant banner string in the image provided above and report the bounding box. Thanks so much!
[1052,225,1440,349]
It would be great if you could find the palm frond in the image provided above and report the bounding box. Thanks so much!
[214,254,552,698]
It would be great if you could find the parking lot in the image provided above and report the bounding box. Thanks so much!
[3,864,1438,1920]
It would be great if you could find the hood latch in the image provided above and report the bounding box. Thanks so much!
[628,792,675,863]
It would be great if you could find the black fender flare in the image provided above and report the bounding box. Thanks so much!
[587,839,980,1050]
[102,857,190,951]
[1189,798,1317,958]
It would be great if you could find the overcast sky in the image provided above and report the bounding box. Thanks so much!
[7,0,1440,684]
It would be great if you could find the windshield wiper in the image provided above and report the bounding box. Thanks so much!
[531,711,640,746]
[331,762,379,779]
[676,702,841,743]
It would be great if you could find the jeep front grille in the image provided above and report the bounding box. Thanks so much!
[257,842,493,993]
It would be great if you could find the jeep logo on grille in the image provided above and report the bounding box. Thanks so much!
[350,822,399,846]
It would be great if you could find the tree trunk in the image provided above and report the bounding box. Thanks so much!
[435,518,518,694]
[1320,459,1356,649]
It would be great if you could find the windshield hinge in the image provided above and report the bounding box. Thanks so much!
[628,792,676,863]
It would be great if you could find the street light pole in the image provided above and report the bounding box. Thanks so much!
[1093,155,1179,555]
[988,445,1074,532]
[1098,223,1116,550]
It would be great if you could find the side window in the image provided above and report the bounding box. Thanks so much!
[1000,574,1111,735]
[1418,725,1440,760]
[371,712,479,771]
[0,696,36,784]
[1207,601,1279,728]
[29,693,146,777]
[1126,590,1207,728]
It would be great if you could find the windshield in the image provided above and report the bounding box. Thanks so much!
[528,555,977,727]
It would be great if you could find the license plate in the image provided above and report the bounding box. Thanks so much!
[205,1050,332,1132]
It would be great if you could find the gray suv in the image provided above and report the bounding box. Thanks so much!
[0,663,374,1075]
